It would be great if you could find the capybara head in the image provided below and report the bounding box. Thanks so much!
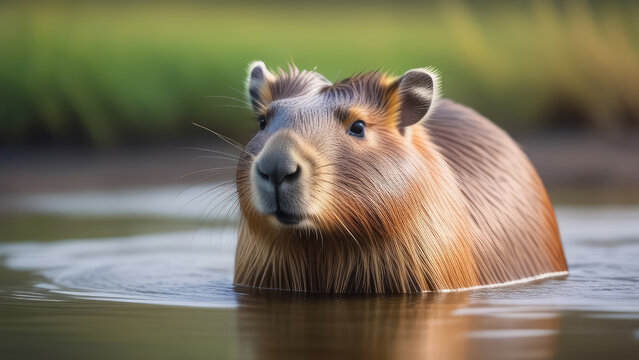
[237,61,440,235]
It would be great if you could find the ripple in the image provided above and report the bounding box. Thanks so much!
[1,203,639,311]
[0,228,238,308]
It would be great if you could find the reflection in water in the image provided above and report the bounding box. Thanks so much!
[234,288,561,360]
[1,203,639,359]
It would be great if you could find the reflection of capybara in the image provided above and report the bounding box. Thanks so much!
[234,61,567,293]
[234,289,561,360]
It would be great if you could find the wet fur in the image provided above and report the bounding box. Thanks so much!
[234,65,567,293]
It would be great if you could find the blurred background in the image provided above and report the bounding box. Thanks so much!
[2,2,639,359]
[1,0,638,201]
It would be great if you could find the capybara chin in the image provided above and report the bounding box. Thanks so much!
[233,61,568,293]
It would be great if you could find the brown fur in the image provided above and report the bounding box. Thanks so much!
[234,66,567,293]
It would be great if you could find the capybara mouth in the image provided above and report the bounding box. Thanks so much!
[273,210,304,225]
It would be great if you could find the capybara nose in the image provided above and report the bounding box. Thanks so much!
[256,154,300,186]
[251,130,308,219]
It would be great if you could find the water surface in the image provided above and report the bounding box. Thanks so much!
[1,187,638,359]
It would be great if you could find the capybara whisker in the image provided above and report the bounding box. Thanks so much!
[179,146,243,159]
[191,122,251,156]
[179,167,237,180]
[204,94,254,108]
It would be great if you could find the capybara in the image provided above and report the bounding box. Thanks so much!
[233,61,567,293]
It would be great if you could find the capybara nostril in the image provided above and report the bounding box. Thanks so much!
[283,165,301,182]
[256,166,270,182]
[256,153,300,186]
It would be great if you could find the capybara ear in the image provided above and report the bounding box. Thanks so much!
[246,61,331,114]
[246,61,276,113]
[392,68,439,127]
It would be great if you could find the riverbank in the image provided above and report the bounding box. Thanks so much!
[2,132,638,203]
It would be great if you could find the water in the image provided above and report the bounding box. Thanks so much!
[1,186,638,359]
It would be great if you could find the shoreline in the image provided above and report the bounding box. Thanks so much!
[2,132,638,204]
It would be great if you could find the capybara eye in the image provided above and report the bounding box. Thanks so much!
[258,115,266,131]
[348,120,365,138]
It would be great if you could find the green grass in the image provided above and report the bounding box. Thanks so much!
[1,1,638,146]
